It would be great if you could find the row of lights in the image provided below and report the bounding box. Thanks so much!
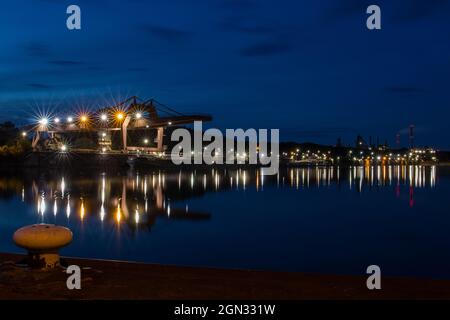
[37,112,149,126]
[37,113,174,128]
[285,148,437,164]
[37,112,177,129]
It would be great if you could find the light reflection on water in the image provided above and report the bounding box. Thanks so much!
[0,165,448,277]
[27,165,437,225]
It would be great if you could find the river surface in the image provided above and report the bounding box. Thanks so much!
[0,165,449,278]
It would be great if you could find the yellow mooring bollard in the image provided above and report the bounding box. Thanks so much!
[13,224,73,269]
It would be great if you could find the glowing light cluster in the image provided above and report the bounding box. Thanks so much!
[116,112,124,120]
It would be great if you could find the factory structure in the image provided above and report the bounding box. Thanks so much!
[24,96,212,155]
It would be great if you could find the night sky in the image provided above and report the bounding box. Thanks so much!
[0,0,449,148]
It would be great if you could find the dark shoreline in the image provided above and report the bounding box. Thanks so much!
[0,151,447,173]
[1,253,450,300]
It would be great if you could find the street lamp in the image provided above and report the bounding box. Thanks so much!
[116,112,124,121]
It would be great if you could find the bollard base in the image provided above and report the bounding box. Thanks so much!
[12,224,73,270]
[27,252,60,269]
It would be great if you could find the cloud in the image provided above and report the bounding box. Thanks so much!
[219,0,256,11]
[128,67,148,72]
[395,0,449,22]
[27,83,53,89]
[384,86,423,94]
[283,127,356,139]
[22,42,52,57]
[86,65,104,71]
[324,0,449,23]
[219,17,276,35]
[48,60,83,66]
[240,41,292,57]
[324,0,370,21]
[140,24,192,42]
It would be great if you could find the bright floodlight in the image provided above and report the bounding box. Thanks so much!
[143,139,149,144]
[136,112,142,119]
[54,117,60,124]
[21,131,27,137]
[39,118,48,126]
[67,116,73,123]
[61,145,67,152]
[168,121,172,125]
[116,112,124,120]
[100,113,108,121]
[80,115,88,122]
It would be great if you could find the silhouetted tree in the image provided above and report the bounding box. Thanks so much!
[0,121,19,145]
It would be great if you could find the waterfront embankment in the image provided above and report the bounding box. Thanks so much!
[1,151,449,173]
[1,253,450,299]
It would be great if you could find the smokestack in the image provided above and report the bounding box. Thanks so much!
[409,125,415,149]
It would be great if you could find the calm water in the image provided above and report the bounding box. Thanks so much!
[0,165,449,278]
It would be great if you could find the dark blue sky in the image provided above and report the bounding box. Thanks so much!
[1,0,449,148]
